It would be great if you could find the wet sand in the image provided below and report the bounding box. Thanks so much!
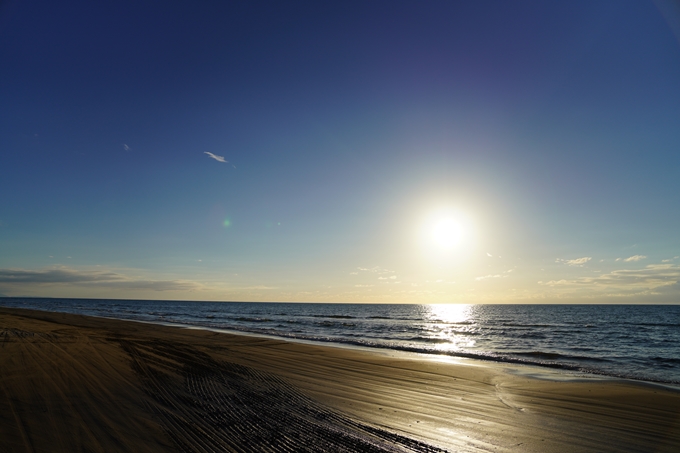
[1,307,679,453]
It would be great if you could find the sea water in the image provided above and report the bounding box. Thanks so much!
[2,298,679,385]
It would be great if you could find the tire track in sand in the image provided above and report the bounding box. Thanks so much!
[119,339,448,453]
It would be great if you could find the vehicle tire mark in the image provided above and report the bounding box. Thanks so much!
[119,339,448,453]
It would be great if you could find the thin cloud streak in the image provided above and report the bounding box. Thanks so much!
[204,151,226,163]
[204,152,236,167]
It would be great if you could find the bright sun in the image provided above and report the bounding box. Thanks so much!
[422,209,473,252]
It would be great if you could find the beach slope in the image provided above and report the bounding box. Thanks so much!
[1,307,678,452]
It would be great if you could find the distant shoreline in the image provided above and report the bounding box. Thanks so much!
[3,295,680,305]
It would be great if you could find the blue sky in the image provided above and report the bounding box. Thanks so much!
[1,0,679,303]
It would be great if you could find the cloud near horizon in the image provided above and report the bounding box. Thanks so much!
[538,263,680,301]
[0,267,202,292]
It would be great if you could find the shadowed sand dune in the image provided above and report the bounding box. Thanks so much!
[1,307,679,452]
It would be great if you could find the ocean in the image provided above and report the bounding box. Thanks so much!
[2,298,679,385]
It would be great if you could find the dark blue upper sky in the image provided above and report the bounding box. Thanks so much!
[1,0,679,302]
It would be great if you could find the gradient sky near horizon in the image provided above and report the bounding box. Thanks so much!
[1,0,680,303]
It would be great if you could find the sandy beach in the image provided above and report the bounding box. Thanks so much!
[1,307,679,453]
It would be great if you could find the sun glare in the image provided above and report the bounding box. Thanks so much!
[424,209,472,250]
[419,207,476,257]
[431,216,465,248]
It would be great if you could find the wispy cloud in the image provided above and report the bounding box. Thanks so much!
[623,255,647,262]
[357,266,394,275]
[204,152,236,167]
[475,274,503,281]
[204,151,226,162]
[123,144,130,151]
[539,279,570,286]
[0,267,201,292]
[556,257,591,266]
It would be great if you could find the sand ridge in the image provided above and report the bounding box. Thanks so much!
[1,307,679,452]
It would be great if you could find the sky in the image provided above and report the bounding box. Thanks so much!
[1,0,680,304]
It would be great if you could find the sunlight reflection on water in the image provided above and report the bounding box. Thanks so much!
[425,304,476,352]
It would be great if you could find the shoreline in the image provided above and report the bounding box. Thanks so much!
[2,306,679,452]
[6,301,679,389]
[187,321,680,391]
[2,298,677,387]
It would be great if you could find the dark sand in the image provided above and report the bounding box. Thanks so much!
[1,307,679,452]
